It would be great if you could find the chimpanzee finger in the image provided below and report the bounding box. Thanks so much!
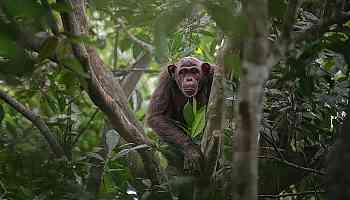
[184,160,191,174]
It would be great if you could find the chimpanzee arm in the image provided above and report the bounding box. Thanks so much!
[146,72,193,150]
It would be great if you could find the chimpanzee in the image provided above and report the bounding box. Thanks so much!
[146,57,214,174]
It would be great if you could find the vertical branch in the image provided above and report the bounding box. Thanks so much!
[232,0,270,200]
[200,38,227,176]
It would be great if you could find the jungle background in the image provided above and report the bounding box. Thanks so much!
[0,0,350,200]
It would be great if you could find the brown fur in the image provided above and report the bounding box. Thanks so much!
[146,57,214,151]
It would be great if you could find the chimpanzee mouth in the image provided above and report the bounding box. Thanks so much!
[183,88,196,97]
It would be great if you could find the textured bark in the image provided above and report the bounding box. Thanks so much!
[60,0,159,183]
[232,1,270,200]
[201,37,230,178]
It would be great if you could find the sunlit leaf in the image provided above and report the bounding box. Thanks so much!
[191,106,206,138]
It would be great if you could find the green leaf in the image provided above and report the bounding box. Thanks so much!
[154,1,193,63]
[0,32,18,58]
[119,37,132,51]
[61,58,89,79]
[183,101,194,127]
[193,98,197,114]
[50,1,73,13]
[38,36,59,62]
[334,70,347,81]
[132,44,142,59]
[191,106,206,138]
[155,150,168,169]
[105,129,120,156]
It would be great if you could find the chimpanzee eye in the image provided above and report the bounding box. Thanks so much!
[179,69,187,75]
[190,68,199,74]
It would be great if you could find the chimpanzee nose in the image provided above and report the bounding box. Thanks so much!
[185,77,193,82]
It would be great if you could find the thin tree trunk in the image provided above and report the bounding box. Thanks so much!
[232,0,270,200]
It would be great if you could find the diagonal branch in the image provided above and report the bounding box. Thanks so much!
[0,90,66,158]
[59,0,159,183]
[116,19,154,99]
[122,53,151,99]
[117,18,155,54]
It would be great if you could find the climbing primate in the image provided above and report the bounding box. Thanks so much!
[146,57,214,173]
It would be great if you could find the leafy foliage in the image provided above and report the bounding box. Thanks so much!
[182,99,207,140]
[0,0,349,199]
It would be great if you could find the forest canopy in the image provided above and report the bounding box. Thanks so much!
[0,0,349,200]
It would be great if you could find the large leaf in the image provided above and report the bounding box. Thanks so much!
[105,129,120,156]
[183,101,194,126]
[191,106,206,138]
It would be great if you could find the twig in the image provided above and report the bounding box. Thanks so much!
[113,68,160,73]
[121,53,152,99]
[260,132,286,161]
[117,18,155,54]
[258,155,325,175]
[72,108,99,145]
[258,190,325,199]
[0,90,66,158]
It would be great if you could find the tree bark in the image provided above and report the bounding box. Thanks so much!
[59,0,160,184]
[232,0,270,200]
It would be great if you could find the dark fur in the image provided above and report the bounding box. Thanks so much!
[146,57,214,151]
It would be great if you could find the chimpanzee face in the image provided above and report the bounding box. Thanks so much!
[168,57,211,97]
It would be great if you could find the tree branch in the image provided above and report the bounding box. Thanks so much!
[258,190,325,199]
[121,53,151,99]
[258,156,325,176]
[201,37,231,179]
[0,90,66,158]
[116,19,154,99]
[59,0,159,183]
[117,18,155,54]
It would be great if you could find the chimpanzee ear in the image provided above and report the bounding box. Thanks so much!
[168,64,177,75]
[201,63,211,74]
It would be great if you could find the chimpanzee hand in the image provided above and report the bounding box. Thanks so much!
[183,144,203,175]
